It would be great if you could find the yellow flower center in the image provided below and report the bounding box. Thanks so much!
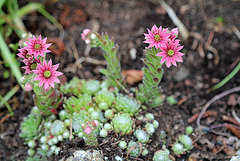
[154,34,161,42]
[30,63,37,69]
[26,54,31,58]
[167,50,174,56]
[44,70,51,78]
[34,44,41,50]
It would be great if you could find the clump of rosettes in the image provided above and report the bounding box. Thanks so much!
[72,111,90,133]
[19,112,42,142]
[50,120,66,136]
[95,89,115,109]
[178,134,193,151]
[134,129,149,144]
[127,141,141,157]
[63,94,92,113]
[172,142,184,155]
[114,94,141,116]
[81,80,101,96]
[111,113,133,135]
[153,149,172,161]
[60,77,86,96]
[82,120,100,147]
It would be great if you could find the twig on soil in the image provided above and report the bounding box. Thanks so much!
[0,114,11,126]
[210,129,230,137]
[209,123,240,138]
[222,115,240,126]
[232,107,240,124]
[213,145,226,154]
[188,110,217,123]
[190,31,219,65]
[158,0,189,40]
[111,140,121,145]
[232,25,240,40]
[210,123,240,130]
[196,86,240,128]
[75,57,107,66]
[70,117,73,141]
[71,38,79,61]
[129,157,144,161]
[98,140,109,146]
[193,142,204,150]
[116,80,130,95]
[177,96,188,105]
[206,31,214,46]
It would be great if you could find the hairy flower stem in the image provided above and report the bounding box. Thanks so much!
[33,85,63,115]
[136,47,164,108]
[90,32,122,89]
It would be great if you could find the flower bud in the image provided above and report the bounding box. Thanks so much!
[24,83,33,91]
[81,29,91,40]
[84,126,92,135]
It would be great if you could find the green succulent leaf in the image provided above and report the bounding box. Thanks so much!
[19,113,42,142]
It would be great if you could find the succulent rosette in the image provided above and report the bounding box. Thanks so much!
[95,89,115,108]
[111,113,133,135]
[114,94,141,116]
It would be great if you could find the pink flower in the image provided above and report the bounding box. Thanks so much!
[33,59,63,91]
[169,28,178,40]
[81,29,91,44]
[25,35,51,58]
[156,40,184,68]
[92,120,99,127]
[84,126,92,135]
[22,58,41,74]
[17,47,34,65]
[24,83,33,91]
[144,25,169,48]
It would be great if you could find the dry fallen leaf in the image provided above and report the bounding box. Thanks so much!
[121,69,144,85]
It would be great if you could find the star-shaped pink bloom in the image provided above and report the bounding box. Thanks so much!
[156,40,184,68]
[169,28,178,40]
[17,47,34,65]
[144,25,169,49]
[22,58,41,74]
[25,35,51,58]
[33,59,63,91]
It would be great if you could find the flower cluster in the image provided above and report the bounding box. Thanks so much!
[17,35,63,91]
[144,25,184,68]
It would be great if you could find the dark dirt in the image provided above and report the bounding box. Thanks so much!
[0,0,240,160]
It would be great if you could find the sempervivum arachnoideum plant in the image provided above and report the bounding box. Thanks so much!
[127,141,142,157]
[114,93,141,116]
[60,77,86,96]
[50,120,66,136]
[82,120,100,147]
[153,149,172,161]
[95,89,115,110]
[81,80,101,96]
[63,94,92,113]
[33,84,63,115]
[172,142,184,155]
[19,112,42,142]
[178,134,193,151]
[134,129,150,144]
[72,111,91,134]
[111,113,133,135]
